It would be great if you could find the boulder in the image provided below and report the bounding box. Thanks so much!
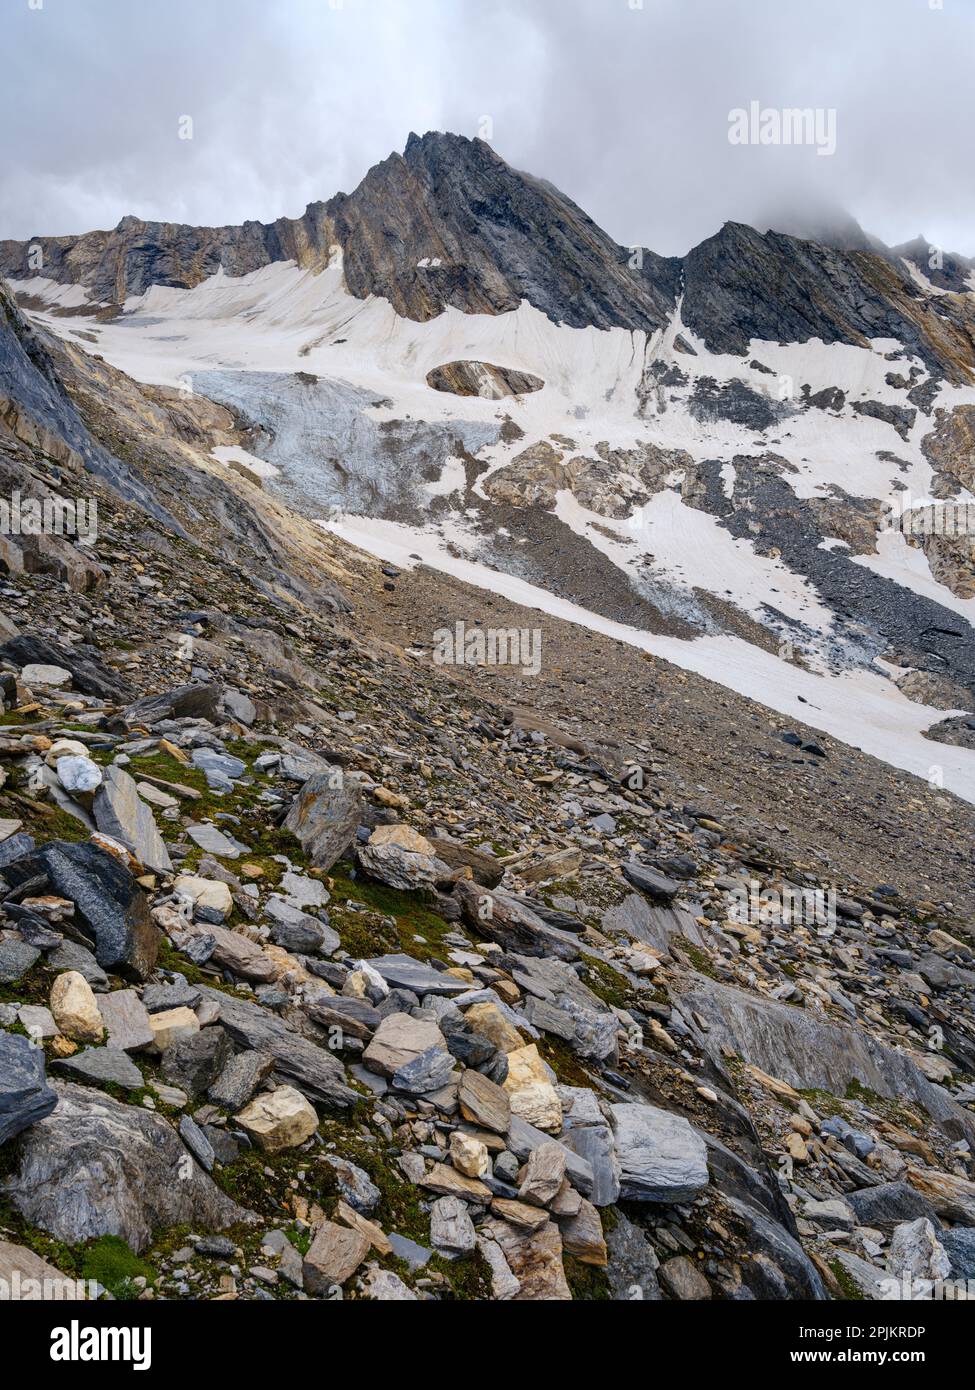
[518,1140,567,1207]
[502,1044,562,1134]
[479,1216,571,1301]
[119,682,222,728]
[2,841,159,981]
[97,989,154,1052]
[357,823,448,890]
[50,971,103,1044]
[847,1181,941,1233]
[458,1067,511,1135]
[148,1007,200,1053]
[303,1220,370,1294]
[208,1049,276,1111]
[365,953,469,996]
[205,924,278,983]
[236,1085,319,1152]
[283,772,363,872]
[430,1195,476,1253]
[887,1217,952,1283]
[94,765,173,875]
[362,1011,447,1078]
[609,1102,709,1202]
[0,636,130,701]
[52,1046,144,1090]
[3,1082,249,1252]
[0,1032,57,1144]
[174,875,234,921]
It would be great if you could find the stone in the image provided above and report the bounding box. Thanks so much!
[0,938,40,983]
[559,1087,619,1206]
[222,688,257,725]
[502,1044,562,1134]
[322,1155,381,1215]
[17,1004,57,1043]
[658,1253,712,1300]
[366,953,469,997]
[463,1000,524,1053]
[490,1198,549,1231]
[46,940,108,990]
[0,1032,57,1144]
[142,979,202,1013]
[120,682,222,728]
[160,1027,232,1098]
[303,1220,370,1293]
[420,1161,492,1202]
[335,1199,392,1255]
[97,989,153,1052]
[847,1181,941,1233]
[191,748,246,786]
[178,1113,216,1173]
[357,823,447,890]
[906,1166,975,1225]
[196,986,356,1109]
[174,874,234,920]
[477,1234,521,1299]
[3,841,159,982]
[888,1218,952,1283]
[430,1195,476,1253]
[50,971,103,1043]
[5,1082,249,1252]
[518,1140,567,1207]
[205,924,277,983]
[450,1129,490,1178]
[609,1102,709,1202]
[148,1007,200,1052]
[390,1045,456,1095]
[360,1265,418,1300]
[387,1232,431,1270]
[94,765,173,875]
[605,1212,662,1300]
[681,976,975,1147]
[53,1046,143,1090]
[941,1228,975,1280]
[21,662,72,687]
[803,1197,855,1231]
[56,755,103,795]
[208,1049,276,1110]
[236,1085,319,1152]
[458,1068,511,1135]
[137,781,178,810]
[559,1197,607,1266]
[480,1216,571,1301]
[185,822,246,858]
[621,862,680,900]
[362,1011,447,1078]
[283,772,363,872]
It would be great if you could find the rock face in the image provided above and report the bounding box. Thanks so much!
[681,976,975,1145]
[3,1083,250,1252]
[3,840,160,981]
[283,772,362,871]
[609,1102,710,1203]
[0,1033,58,1144]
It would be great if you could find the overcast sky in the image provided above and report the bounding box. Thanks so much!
[3,0,973,257]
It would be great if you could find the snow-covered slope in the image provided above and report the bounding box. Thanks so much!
[7,134,975,800]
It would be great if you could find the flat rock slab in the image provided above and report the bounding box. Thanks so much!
[365,953,470,996]
[53,1046,144,1090]
[362,1011,447,1078]
[94,765,173,875]
[621,863,681,901]
[0,1240,83,1297]
[0,1032,57,1145]
[458,1068,511,1135]
[609,1102,709,1203]
[303,1220,370,1293]
[97,989,154,1052]
[5,1081,250,1253]
[186,823,249,859]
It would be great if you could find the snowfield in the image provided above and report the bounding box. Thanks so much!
[11,260,975,802]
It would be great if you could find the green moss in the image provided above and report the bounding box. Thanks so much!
[579,953,632,1009]
[538,1034,595,1089]
[680,942,719,980]
[81,1236,156,1299]
[327,863,462,963]
[565,1254,612,1300]
[829,1256,864,1301]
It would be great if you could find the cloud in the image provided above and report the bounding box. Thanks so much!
[2,0,972,257]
